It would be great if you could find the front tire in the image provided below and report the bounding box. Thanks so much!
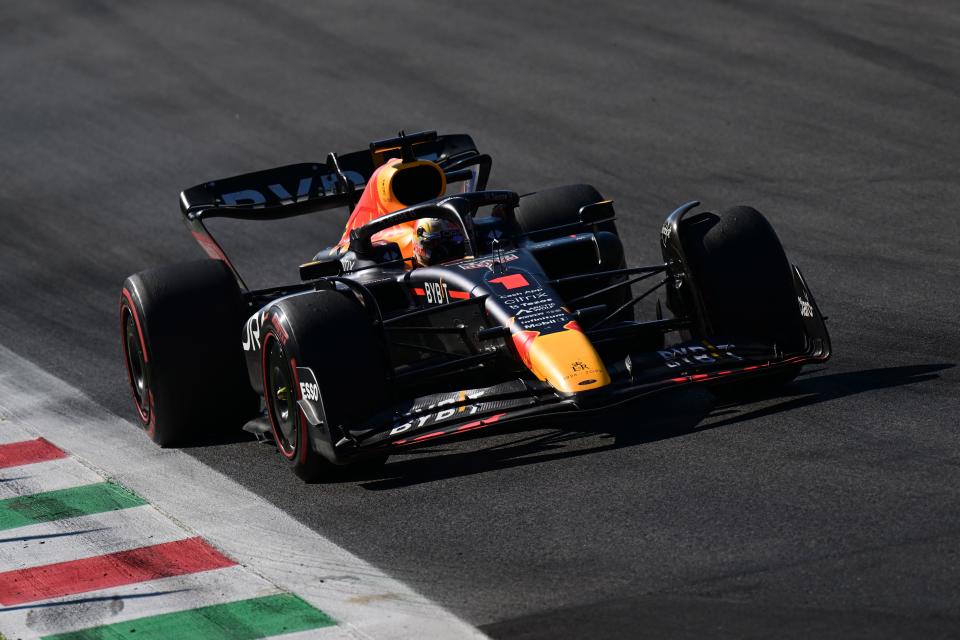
[261,290,389,482]
[680,206,806,395]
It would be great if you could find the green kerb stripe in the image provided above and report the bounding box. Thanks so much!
[42,593,336,640]
[0,482,146,530]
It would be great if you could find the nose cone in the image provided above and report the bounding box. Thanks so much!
[513,326,611,393]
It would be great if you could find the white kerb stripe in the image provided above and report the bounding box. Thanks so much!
[0,455,104,499]
[0,504,192,572]
[0,565,283,639]
[0,344,487,640]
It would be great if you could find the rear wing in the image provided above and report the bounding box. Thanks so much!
[179,131,491,289]
[179,132,487,218]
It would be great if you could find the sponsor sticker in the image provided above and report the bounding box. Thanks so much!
[458,253,519,270]
[424,281,449,304]
[299,381,319,402]
[241,312,265,351]
[219,170,366,207]
[660,221,672,247]
[389,391,487,436]
[295,367,324,426]
[657,343,742,369]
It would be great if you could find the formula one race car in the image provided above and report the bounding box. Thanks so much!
[120,131,831,481]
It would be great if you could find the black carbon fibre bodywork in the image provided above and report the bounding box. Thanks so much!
[179,131,831,464]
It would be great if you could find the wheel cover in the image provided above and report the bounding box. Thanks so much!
[266,338,298,457]
[122,311,149,422]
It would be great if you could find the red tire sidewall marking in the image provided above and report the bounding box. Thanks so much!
[288,357,309,465]
[261,331,298,460]
[119,290,154,435]
[120,289,148,362]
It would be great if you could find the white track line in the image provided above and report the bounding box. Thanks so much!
[0,345,485,639]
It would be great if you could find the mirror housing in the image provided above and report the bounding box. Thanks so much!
[579,200,616,225]
[299,258,343,281]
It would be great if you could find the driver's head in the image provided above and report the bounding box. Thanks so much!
[413,218,466,267]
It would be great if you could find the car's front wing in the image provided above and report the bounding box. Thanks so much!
[344,336,829,452]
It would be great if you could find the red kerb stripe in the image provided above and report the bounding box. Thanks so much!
[0,438,67,468]
[0,536,235,605]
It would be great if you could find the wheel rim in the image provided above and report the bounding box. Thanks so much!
[122,310,149,422]
[266,338,298,457]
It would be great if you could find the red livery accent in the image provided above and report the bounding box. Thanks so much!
[412,430,445,443]
[490,274,530,290]
[189,230,229,263]
[563,320,583,332]
[393,412,509,446]
[412,287,426,296]
[668,358,810,385]
[456,412,507,433]
[511,330,539,368]
[0,537,235,605]
[0,438,67,469]
[448,290,470,299]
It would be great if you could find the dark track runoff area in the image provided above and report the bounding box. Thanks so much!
[1,2,958,637]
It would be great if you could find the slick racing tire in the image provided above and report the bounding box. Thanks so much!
[120,260,258,447]
[680,205,806,396]
[516,184,633,320]
[514,183,618,236]
[261,290,389,482]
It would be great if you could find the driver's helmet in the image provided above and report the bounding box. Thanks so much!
[413,218,466,267]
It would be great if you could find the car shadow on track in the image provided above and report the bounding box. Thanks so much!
[354,363,954,490]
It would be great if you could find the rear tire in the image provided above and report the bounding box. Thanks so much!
[262,290,389,482]
[514,184,618,236]
[119,260,258,446]
[680,206,805,395]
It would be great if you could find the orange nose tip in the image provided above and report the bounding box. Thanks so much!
[513,328,610,393]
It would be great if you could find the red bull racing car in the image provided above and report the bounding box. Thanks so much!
[120,131,831,481]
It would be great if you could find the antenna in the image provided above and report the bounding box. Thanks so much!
[491,237,505,273]
[398,130,417,163]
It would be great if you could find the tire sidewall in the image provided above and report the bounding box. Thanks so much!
[119,260,257,447]
[260,290,389,480]
[261,327,315,471]
[120,287,156,439]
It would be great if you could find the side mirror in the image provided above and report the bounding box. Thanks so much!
[299,258,343,281]
[579,200,616,225]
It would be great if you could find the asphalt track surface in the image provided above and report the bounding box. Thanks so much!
[1,1,958,637]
